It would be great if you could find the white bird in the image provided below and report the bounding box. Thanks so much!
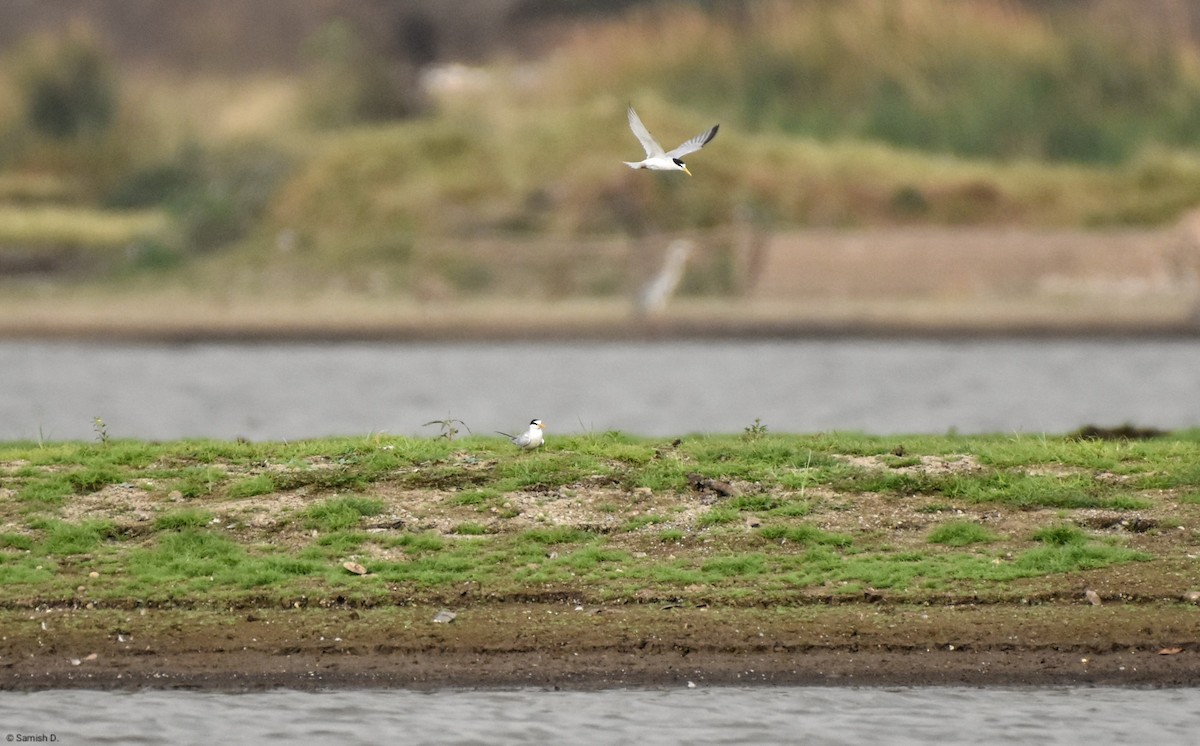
[497,419,545,450]
[623,106,718,176]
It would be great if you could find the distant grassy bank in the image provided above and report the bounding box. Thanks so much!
[2,431,1197,610]
[5,1,1200,301]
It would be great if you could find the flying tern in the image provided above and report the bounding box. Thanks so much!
[497,419,545,450]
[623,106,718,175]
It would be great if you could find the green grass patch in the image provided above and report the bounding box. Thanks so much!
[18,475,74,506]
[927,521,999,547]
[39,520,119,556]
[66,465,127,493]
[620,514,668,532]
[301,496,385,531]
[227,474,275,499]
[555,545,629,570]
[1031,524,1089,546]
[493,453,598,492]
[833,468,1147,510]
[314,531,369,554]
[127,529,323,593]
[387,532,445,553]
[760,524,853,547]
[697,508,739,527]
[1012,545,1149,574]
[701,553,767,579]
[517,527,593,545]
[273,467,370,493]
[726,494,784,512]
[371,548,483,586]
[153,509,215,531]
[767,500,813,517]
[775,542,1146,592]
[0,533,35,551]
[450,488,501,506]
[171,467,228,498]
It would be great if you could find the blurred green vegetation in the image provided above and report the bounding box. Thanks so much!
[1,1,1200,296]
[12,24,118,141]
[568,1,1200,165]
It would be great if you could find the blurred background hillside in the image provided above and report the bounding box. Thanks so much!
[3,0,1200,337]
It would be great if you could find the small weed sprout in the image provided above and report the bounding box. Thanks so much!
[92,416,110,446]
[743,418,768,441]
[798,450,813,499]
[424,416,471,441]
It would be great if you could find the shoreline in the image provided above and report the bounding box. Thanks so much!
[3,603,1197,692]
[1,286,1197,344]
[11,649,1198,691]
[3,316,1199,344]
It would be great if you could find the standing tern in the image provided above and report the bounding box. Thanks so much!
[497,419,545,450]
[623,106,718,176]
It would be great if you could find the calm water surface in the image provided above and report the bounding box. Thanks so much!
[2,339,1198,441]
[1,686,1198,745]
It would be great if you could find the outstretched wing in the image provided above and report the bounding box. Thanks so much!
[665,123,719,159]
[627,106,664,158]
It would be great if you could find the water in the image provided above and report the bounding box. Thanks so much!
[2,339,1199,441]
[3,341,1198,742]
[0,686,1196,745]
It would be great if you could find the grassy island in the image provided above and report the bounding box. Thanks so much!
[0,430,1198,689]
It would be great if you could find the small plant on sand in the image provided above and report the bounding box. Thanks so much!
[423,416,471,441]
[92,416,110,446]
[742,418,769,441]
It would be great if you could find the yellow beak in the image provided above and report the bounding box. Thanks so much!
[682,165,692,176]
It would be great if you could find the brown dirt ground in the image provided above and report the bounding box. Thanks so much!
[2,603,1198,691]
